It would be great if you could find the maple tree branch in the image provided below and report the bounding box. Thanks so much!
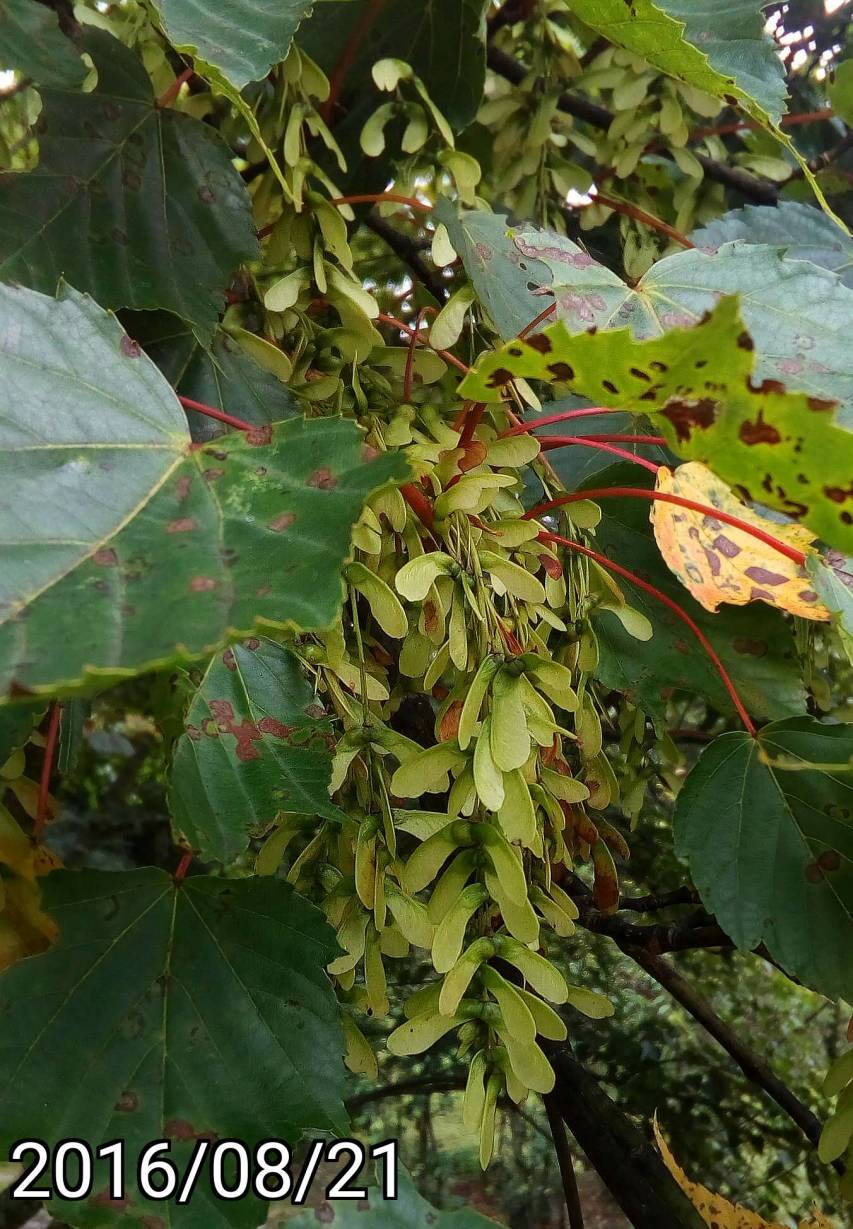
[547,1049,708,1229]
[624,945,838,1165]
[367,213,448,303]
[346,1075,465,1112]
[486,45,780,205]
[544,1096,586,1229]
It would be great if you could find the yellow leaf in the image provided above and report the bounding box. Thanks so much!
[651,463,830,621]
[0,876,58,972]
[654,1120,836,1229]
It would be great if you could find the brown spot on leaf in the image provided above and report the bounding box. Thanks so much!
[203,467,225,481]
[661,398,716,443]
[739,411,781,446]
[114,1090,138,1112]
[548,362,575,381]
[744,566,788,586]
[736,331,754,350]
[94,548,118,567]
[808,396,835,412]
[167,517,198,534]
[630,367,650,382]
[257,717,295,739]
[733,638,767,657]
[90,1192,129,1211]
[307,467,337,490]
[825,483,853,504]
[120,335,141,358]
[222,648,237,671]
[189,577,217,592]
[486,366,513,387]
[246,425,273,446]
[270,512,295,532]
[527,334,552,354]
[175,475,192,502]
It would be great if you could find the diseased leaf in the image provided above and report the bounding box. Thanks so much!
[692,201,853,288]
[433,200,552,339]
[587,466,806,725]
[462,297,853,553]
[0,31,258,342]
[674,717,853,999]
[807,552,853,666]
[0,868,348,1228]
[0,282,405,701]
[170,638,342,863]
[0,0,85,86]
[150,0,314,90]
[651,462,829,620]
[124,313,298,443]
[508,227,853,419]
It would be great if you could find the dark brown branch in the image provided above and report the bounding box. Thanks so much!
[623,944,843,1171]
[486,45,780,205]
[544,1095,586,1229]
[366,212,449,304]
[618,886,699,913]
[548,1050,708,1229]
[35,0,80,38]
[346,1075,464,1113]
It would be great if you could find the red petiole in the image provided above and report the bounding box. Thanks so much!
[536,436,660,473]
[178,395,255,434]
[35,702,62,841]
[539,531,757,736]
[527,488,807,567]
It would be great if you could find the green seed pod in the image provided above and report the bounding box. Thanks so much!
[458,654,502,750]
[364,925,388,1017]
[463,1049,489,1131]
[404,821,474,894]
[497,1027,555,1096]
[497,768,537,848]
[490,670,531,772]
[576,695,603,760]
[354,827,378,909]
[432,882,489,973]
[517,987,568,1041]
[404,981,442,1019]
[478,824,528,906]
[530,885,575,937]
[440,937,495,1016]
[396,551,455,602]
[342,1013,379,1080]
[390,741,467,799]
[480,966,537,1044]
[386,1009,461,1056]
[473,718,506,811]
[523,657,579,711]
[385,882,434,948]
[484,866,540,946]
[479,1073,502,1169]
[540,768,590,805]
[427,848,478,924]
[494,936,568,1004]
[345,562,408,638]
[564,984,615,1020]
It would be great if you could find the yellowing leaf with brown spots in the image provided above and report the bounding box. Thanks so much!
[650,463,830,621]
[654,1121,836,1229]
[461,296,853,553]
[0,877,58,972]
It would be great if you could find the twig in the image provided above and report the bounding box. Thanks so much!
[544,1096,586,1229]
[377,312,469,373]
[156,67,193,109]
[624,945,841,1168]
[528,487,808,567]
[539,531,757,734]
[34,702,62,841]
[486,45,780,205]
[367,213,448,303]
[347,1075,465,1112]
[586,191,695,249]
[619,886,698,913]
[178,394,255,434]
